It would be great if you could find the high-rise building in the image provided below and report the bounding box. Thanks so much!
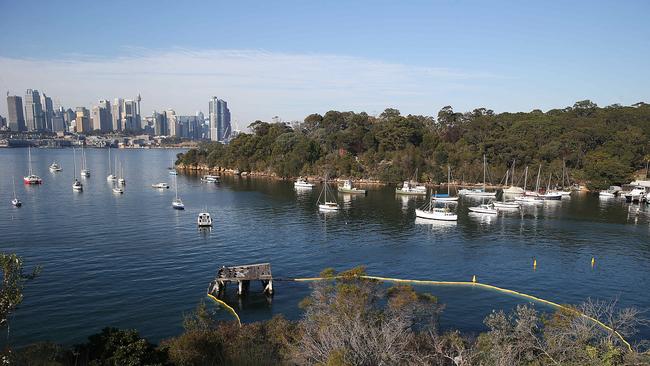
[75,107,91,134]
[24,89,45,131]
[52,107,66,132]
[122,99,139,131]
[208,97,231,142]
[91,100,112,132]
[178,115,202,140]
[112,98,124,131]
[153,111,167,136]
[165,109,177,137]
[6,95,26,132]
[41,93,53,131]
[0,114,5,129]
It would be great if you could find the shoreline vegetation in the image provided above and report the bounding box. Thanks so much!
[4,262,650,365]
[176,102,650,190]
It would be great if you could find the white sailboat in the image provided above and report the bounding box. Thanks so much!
[469,200,498,214]
[458,155,496,197]
[415,195,457,221]
[318,178,340,211]
[118,161,126,186]
[72,147,83,192]
[11,177,22,207]
[80,145,90,177]
[172,174,185,210]
[23,146,42,184]
[503,160,524,194]
[541,172,562,200]
[169,159,178,175]
[294,177,315,188]
[432,165,458,202]
[106,147,116,181]
[514,166,543,204]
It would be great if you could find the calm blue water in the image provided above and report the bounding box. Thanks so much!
[1,148,649,347]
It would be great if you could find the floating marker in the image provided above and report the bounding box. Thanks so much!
[533,258,537,269]
[591,257,595,268]
[472,275,477,283]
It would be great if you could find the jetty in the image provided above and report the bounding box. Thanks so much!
[207,263,273,297]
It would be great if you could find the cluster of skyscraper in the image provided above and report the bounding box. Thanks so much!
[4,90,232,142]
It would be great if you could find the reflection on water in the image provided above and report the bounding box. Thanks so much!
[1,148,650,347]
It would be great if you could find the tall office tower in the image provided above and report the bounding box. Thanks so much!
[41,93,54,131]
[153,111,167,136]
[136,94,142,129]
[75,107,91,133]
[91,100,112,132]
[208,97,231,142]
[6,95,26,132]
[165,109,177,137]
[52,107,66,132]
[112,98,124,131]
[0,115,5,129]
[24,89,45,131]
[122,99,138,131]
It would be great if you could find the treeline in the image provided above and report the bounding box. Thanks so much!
[177,101,650,189]
[9,267,650,365]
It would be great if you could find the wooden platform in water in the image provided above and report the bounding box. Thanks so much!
[208,263,273,296]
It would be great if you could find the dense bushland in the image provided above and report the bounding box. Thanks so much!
[177,101,650,189]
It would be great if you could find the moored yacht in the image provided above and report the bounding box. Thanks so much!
[318,177,340,211]
[432,166,458,202]
[201,174,220,183]
[294,178,315,188]
[107,148,116,181]
[49,161,62,172]
[72,147,83,192]
[172,174,184,209]
[11,178,22,207]
[23,146,42,184]
[415,196,457,221]
[197,212,213,226]
[337,179,366,195]
[395,180,427,195]
[152,182,170,189]
[458,155,496,197]
[469,201,498,214]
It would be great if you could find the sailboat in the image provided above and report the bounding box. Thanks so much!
[23,146,43,184]
[80,144,90,177]
[106,147,116,181]
[458,155,496,197]
[514,166,543,204]
[72,147,83,192]
[468,199,498,214]
[169,159,178,175]
[395,168,427,195]
[11,177,22,207]
[172,174,185,210]
[503,160,524,194]
[318,177,340,211]
[415,195,457,221]
[541,172,562,200]
[117,161,126,186]
[432,165,458,202]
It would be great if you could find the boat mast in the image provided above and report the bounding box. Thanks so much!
[535,164,541,193]
[447,165,451,195]
[73,147,78,180]
[547,172,552,192]
[523,166,528,193]
[108,147,111,175]
[28,146,33,176]
[483,154,487,191]
[512,160,516,186]
[174,174,179,200]
[12,177,17,199]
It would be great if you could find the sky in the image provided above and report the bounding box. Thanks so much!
[1,0,649,126]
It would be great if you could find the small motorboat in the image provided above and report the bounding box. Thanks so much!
[416,197,457,221]
[72,179,83,192]
[11,198,22,207]
[152,183,170,189]
[294,178,315,188]
[49,162,62,172]
[198,212,213,227]
[493,200,520,210]
[395,180,427,195]
[469,202,498,214]
[169,170,178,175]
[106,174,117,181]
[541,192,562,200]
[337,180,366,195]
[112,186,124,194]
[201,175,220,183]
[318,202,340,211]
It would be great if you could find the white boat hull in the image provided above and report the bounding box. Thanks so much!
[469,207,497,214]
[415,208,457,221]
[432,196,458,202]
[319,203,340,211]
[493,202,519,209]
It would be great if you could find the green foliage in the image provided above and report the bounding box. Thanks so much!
[178,103,650,187]
[0,253,40,329]
[73,327,167,366]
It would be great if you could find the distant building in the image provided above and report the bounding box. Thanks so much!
[52,107,66,132]
[208,97,231,142]
[91,100,112,132]
[24,89,45,131]
[112,98,123,131]
[153,111,167,136]
[6,95,26,132]
[0,114,5,129]
[75,107,91,134]
[122,99,139,131]
[165,109,177,137]
[41,93,53,131]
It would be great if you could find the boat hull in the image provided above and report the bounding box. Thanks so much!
[432,196,458,202]
[395,189,427,195]
[415,208,457,221]
[493,202,519,209]
[338,187,367,195]
[468,207,498,214]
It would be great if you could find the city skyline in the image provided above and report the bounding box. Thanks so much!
[1,1,649,123]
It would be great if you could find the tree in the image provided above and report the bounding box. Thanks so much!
[0,253,40,330]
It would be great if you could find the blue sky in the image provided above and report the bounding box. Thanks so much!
[1,0,649,125]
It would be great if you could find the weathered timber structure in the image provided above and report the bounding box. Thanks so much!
[208,263,273,297]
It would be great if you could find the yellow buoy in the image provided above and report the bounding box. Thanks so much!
[533,258,537,269]
[591,257,595,268]
[472,275,477,283]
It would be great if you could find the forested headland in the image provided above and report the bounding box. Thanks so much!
[177,101,650,190]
